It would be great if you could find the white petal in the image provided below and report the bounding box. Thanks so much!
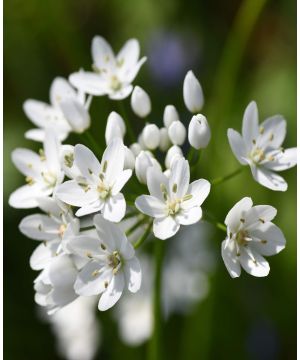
[153,216,180,240]
[109,85,133,100]
[124,257,142,293]
[242,101,259,150]
[182,179,211,209]
[75,262,112,296]
[244,205,277,229]
[36,197,62,218]
[227,129,248,165]
[225,197,253,231]
[101,138,125,183]
[250,223,286,256]
[250,166,287,191]
[257,115,286,148]
[30,243,53,270]
[98,272,125,311]
[146,166,168,201]
[135,195,166,218]
[19,214,59,241]
[102,193,126,222]
[92,36,115,70]
[264,148,297,171]
[56,180,98,207]
[176,207,202,225]
[221,239,241,278]
[9,184,46,209]
[11,148,44,178]
[75,201,103,217]
[239,247,270,277]
[44,129,61,174]
[69,71,107,96]
[48,255,77,287]
[50,77,77,108]
[168,158,190,198]
[117,39,140,75]
[112,169,132,195]
[121,57,147,84]
[74,144,101,180]
[94,214,125,252]
[60,99,90,133]
[67,235,102,259]
[23,100,56,128]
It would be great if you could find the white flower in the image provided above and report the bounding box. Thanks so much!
[105,111,126,145]
[188,114,211,149]
[163,105,179,128]
[23,77,90,141]
[159,127,171,152]
[165,145,183,169]
[48,296,100,360]
[135,158,211,240]
[130,142,142,157]
[69,36,147,100]
[34,255,78,314]
[60,145,81,179]
[124,146,136,170]
[135,151,161,184]
[227,101,297,191]
[9,130,64,209]
[221,197,286,278]
[168,120,186,146]
[56,138,132,222]
[68,214,142,311]
[142,124,160,150]
[183,70,204,113]
[19,197,79,270]
[131,86,151,118]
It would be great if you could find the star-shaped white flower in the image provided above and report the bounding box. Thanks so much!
[228,101,297,191]
[69,36,147,100]
[19,197,79,270]
[68,214,142,311]
[135,158,211,240]
[221,197,286,278]
[34,254,78,314]
[56,138,132,222]
[24,77,90,142]
[9,130,64,209]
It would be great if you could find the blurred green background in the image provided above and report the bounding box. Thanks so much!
[4,0,296,359]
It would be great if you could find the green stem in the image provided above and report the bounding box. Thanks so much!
[133,221,152,249]
[83,130,103,156]
[211,167,243,186]
[191,150,202,175]
[203,211,227,232]
[125,216,148,237]
[149,240,165,360]
[117,101,135,143]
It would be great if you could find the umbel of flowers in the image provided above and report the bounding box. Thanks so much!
[9,36,296,321]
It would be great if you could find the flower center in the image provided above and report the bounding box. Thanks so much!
[41,171,57,188]
[249,147,265,164]
[236,230,249,245]
[110,75,122,91]
[97,181,111,200]
[167,199,181,215]
[108,251,122,274]
[58,224,67,238]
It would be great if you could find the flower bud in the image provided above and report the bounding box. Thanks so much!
[159,127,171,152]
[142,124,160,150]
[130,86,151,118]
[183,70,204,113]
[105,111,126,144]
[130,142,142,157]
[165,145,183,169]
[135,151,161,184]
[60,99,90,133]
[168,120,186,146]
[163,105,179,128]
[188,114,211,149]
[124,146,136,170]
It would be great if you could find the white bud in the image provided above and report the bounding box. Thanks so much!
[142,124,160,150]
[165,145,183,169]
[167,120,186,146]
[183,70,204,113]
[131,86,151,118]
[60,99,90,133]
[105,111,126,144]
[135,151,161,184]
[130,142,142,157]
[159,127,171,152]
[163,105,179,128]
[188,114,211,149]
[124,146,136,170]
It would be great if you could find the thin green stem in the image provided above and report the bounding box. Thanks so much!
[211,167,243,186]
[125,216,148,237]
[83,130,103,156]
[187,147,196,164]
[133,221,152,249]
[117,101,135,143]
[148,240,165,360]
[191,149,202,175]
[203,211,227,233]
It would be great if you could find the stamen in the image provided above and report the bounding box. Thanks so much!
[102,161,108,173]
[64,153,74,168]
[259,126,264,134]
[183,194,193,201]
[172,183,177,193]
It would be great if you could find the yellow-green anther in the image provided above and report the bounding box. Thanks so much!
[102,161,108,173]
[172,183,177,193]
[183,194,193,201]
[64,153,74,168]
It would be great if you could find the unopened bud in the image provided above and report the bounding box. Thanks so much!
[183,70,204,113]
[188,114,211,149]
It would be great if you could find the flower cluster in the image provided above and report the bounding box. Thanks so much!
[9,35,296,322]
